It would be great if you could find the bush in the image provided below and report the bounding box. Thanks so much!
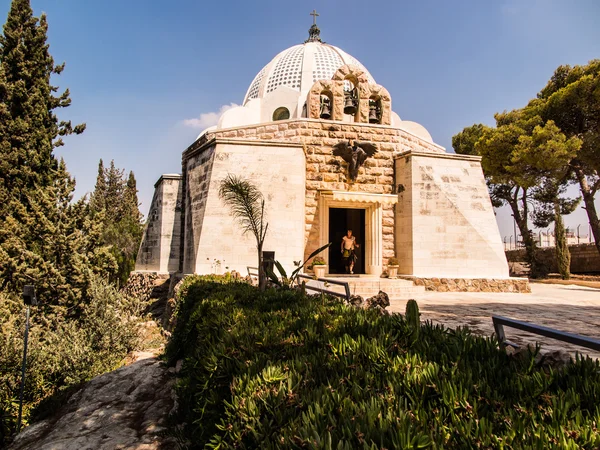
[0,275,148,445]
[166,278,600,448]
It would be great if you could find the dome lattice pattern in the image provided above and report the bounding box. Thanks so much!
[243,42,375,105]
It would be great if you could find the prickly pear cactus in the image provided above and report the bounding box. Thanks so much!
[405,299,420,336]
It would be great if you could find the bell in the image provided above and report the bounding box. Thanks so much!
[320,100,331,119]
[344,93,357,115]
[369,105,379,123]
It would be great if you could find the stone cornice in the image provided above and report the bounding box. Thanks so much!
[184,118,447,156]
[154,173,182,188]
[182,137,303,161]
[394,150,482,162]
[319,190,398,205]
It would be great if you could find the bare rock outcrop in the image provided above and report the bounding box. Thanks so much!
[9,353,176,450]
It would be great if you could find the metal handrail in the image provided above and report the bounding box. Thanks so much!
[492,315,600,352]
[297,274,350,301]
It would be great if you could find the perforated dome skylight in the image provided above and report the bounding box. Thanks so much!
[243,41,375,105]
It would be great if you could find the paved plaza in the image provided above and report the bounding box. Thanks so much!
[388,282,600,360]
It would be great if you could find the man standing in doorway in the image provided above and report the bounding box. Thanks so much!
[341,229,359,274]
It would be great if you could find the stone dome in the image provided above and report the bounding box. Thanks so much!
[243,27,375,105]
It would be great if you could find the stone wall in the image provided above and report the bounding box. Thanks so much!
[189,118,445,156]
[136,175,182,273]
[506,243,600,274]
[184,119,445,269]
[182,142,306,276]
[182,146,216,273]
[395,152,509,279]
[398,276,531,293]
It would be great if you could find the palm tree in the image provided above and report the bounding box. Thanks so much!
[219,174,269,290]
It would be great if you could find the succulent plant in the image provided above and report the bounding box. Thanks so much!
[165,276,600,448]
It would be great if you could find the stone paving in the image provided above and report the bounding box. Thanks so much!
[388,282,600,361]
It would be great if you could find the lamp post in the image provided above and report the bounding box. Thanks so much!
[509,235,513,250]
[503,236,507,251]
[547,228,551,247]
[17,285,37,433]
[577,224,581,244]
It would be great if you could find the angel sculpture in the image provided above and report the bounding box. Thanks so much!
[332,140,378,181]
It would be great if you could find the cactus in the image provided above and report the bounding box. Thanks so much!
[405,299,420,336]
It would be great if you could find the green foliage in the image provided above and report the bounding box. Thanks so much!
[554,203,571,280]
[166,279,600,448]
[312,256,326,265]
[0,275,147,445]
[89,159,144,287]
[454,109,580,278]
[537,60,600,256]
[267,242,331,289]
[219,174,269,291]
[0,3,147,445]
[387,257,399,266]
[0,0,84,215]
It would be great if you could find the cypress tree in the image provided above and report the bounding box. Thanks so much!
[553,200,571,280]
[88,162,143,286]
[124,171,142,222]
[89,159,106,214]
[0,64,9,210]
[104,160,125,222]
[0,0,84,205]
[0,0,87,304]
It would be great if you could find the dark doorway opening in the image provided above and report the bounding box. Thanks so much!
[328,208,366,274]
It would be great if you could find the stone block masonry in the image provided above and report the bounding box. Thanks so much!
[506,243,600,274]
[398,276,531,293]
[185,119,445,267]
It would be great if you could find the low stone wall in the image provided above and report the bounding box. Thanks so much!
[398,276,531,293]
[505,243,600,274]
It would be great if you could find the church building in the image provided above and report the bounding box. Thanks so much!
[135,16,514,289]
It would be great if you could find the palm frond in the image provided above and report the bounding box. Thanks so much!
[219,174,267,245]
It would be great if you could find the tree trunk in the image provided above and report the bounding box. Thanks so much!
[507,190,545,278]
[257,243,266,291]
[574,167,600,257]
[553,200,571,280]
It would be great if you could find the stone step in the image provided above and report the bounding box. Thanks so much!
[305,277,425,299]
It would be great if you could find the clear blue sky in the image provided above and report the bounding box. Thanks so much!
[1,0,599,241]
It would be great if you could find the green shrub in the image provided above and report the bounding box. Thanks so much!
[166,278,600,449]
[0,275,148,445]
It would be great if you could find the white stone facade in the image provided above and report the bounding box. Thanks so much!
[135,30,510,281]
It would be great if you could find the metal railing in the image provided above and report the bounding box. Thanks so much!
[297,274,350,301]
[492,315,600,352]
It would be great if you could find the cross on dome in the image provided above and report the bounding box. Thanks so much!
[306,10,322,43]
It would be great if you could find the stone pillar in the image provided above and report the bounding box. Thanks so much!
[136,174,183,274]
